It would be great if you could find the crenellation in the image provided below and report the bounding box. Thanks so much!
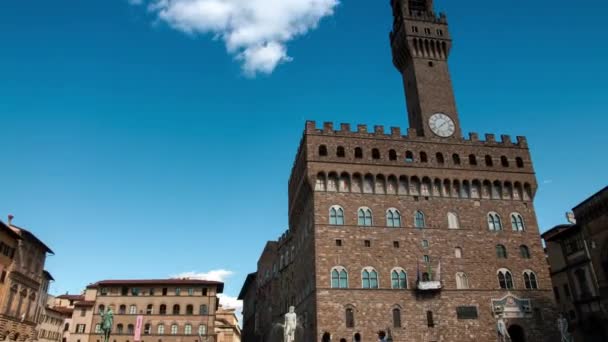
[305,120,317,133]
[390,127,401,137]
[304,121,530,148]
[517,136,528,148]
[407,127,419,137]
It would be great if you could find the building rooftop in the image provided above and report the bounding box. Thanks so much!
[238,272,257,300]
[541,224,578,241]
[0,220,22,240]
[4,221,54,254]
[87,279,224,293]
[57,294,85,301]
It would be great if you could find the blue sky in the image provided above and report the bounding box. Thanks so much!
[0,0,606,309]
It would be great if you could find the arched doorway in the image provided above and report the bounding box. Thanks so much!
[321,332,331,342]
[508,325,526,342]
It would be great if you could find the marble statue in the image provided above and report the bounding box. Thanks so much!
[284,306,297,342]
[497,316,510,342]
[100,307,114,342]
[557,313,572,342]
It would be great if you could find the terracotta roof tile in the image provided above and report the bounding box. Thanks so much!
[87,279,224,293]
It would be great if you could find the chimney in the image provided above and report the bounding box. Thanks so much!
[7,214,14,226]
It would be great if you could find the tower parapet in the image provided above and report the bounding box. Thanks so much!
[305,121,529,148]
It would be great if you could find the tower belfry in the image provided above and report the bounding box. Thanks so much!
[390,0,461,138]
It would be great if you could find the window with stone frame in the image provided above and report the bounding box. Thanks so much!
[498,269,514,289]
[386,208,401,228]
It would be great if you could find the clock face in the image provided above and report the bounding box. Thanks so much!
[429,113,455,137]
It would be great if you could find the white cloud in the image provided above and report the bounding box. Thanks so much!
[131,0,339,76]
[171,269,234,282]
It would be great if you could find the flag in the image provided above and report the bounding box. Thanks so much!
[134,315,143,341]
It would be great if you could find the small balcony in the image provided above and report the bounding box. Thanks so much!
[416,280,442,291]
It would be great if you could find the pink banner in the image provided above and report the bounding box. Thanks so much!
[134,315,144,341]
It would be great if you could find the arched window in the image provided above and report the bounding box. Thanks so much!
[339,173,350,192]
[98,305,105,314]
[405,151,414,162]
[329,206,345,226]
[414,211,425,228]
[447,212,459,229]
[454,247,463,258]
[127,324,135,334]
[496,245,508,259]
[354,147,363,159]
[129,305,137,315]
[186,305,193,315]
[345,308,355,328]
[315,172,326,191]
[172,304,180,315]
[327,173,338,192]
[389,149,397,161]
[485,155,493,167]
[319,145,328,156]
[331,267,348,289]
[119,305,126,314]
[363,174,374,193]
[337,146,345,158]
[501,156,509,167]
[511,213,525,231]
[200,304,208,315]
[469,154,477,166]
[184,324,192,335]
[520,245,531,259]
[436,153,444,164]
[117,324,124,334]
[420,152,428,163]
[391,269,407,289]
[386,208,401,228]
[157,324,164,335]
[452,154,461,165]
[362,268,379,289]
[170,324,178,335]
[488,212,503,231]
[456,272,469,289]
[198,325,207,336]
[372,148,381,160]
[159,304,166,315]
[498,269,514,289]
[322,333,331,342]
[523,271,538,289]
[358,207,373,226]
[146,304,153,315]
[144,324,151,335]
[516,157,524,168]
[393,308,402,328]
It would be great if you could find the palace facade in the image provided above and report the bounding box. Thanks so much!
[240,1,559,341]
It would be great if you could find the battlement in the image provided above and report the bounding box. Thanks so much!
[305,121,528,148]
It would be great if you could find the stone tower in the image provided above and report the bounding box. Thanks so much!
[390,0,460,138]
[239,1,560,342]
